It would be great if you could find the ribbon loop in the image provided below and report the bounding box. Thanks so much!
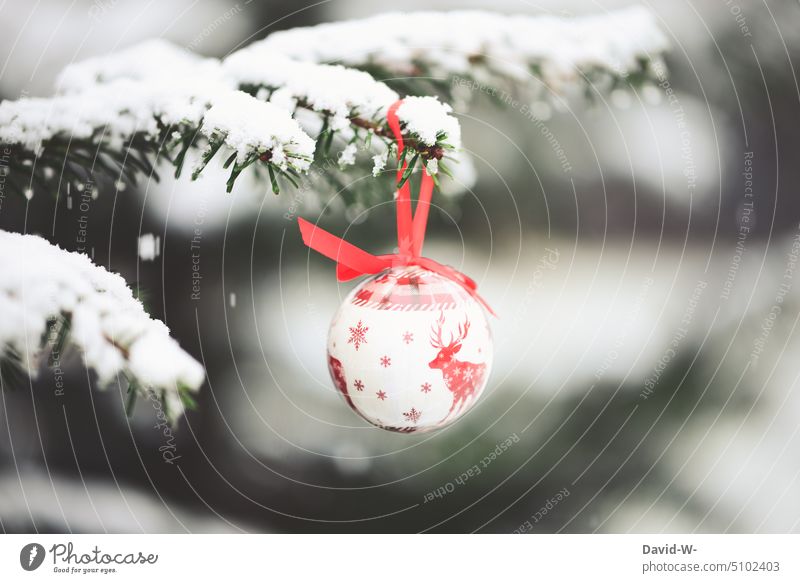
[297,99,495,317]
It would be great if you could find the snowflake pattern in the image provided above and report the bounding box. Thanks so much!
[403,407,422,424]
[380,355,392,367]
[347,320,368,351]
[402,331,414,344]
[354,379,364,391]
[421,382,431,393]
[376,390,387,400]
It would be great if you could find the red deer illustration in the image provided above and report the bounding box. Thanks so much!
[428,312,486,418]
[328,354,355,410]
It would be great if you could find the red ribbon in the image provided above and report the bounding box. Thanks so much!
[297,100,495,316]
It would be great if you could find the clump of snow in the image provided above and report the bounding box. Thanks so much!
[372,152,388,176]
[396,96,461,147]
[338,143,358,167]
[0,230,203,423]
[254,7,667,90]
[201,91,314,169]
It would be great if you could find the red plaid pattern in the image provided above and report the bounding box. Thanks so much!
[351,267,463,311]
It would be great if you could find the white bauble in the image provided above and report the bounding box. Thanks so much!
[327,266,493,433]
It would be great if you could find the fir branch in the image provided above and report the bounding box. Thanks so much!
[255,7,668,99]
[0,8,668,201]
[0,81,314,199]
[4,36,465,198]
[0,230,204,425]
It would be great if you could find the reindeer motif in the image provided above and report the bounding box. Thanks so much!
[428,312,486,418]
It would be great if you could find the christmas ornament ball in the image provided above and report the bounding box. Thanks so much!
[326,266,493,433]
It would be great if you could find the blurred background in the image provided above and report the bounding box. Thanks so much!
[2,0,800,533]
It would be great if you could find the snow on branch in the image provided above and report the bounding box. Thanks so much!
[6,38,461,197]
[58,39,462,151]
[221,48,462,179]
[59,40,462,169]
[396,97,460,147]
[223,49,399,131]
[254,7,668,93]
[0,230,204,424]
[201,91,314,167]
[0,8,668,201]
[0,78,314,195]
[193,91,314,192]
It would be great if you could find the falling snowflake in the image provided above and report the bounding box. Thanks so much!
[420,382,431,393]
[403,407,422,424]
[402,331,414,344]
[376,390,387,400]
[380,355,391,367]
[347,320,368,350]
[354,379,364,391]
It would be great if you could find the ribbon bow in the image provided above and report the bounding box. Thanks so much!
[297,100,495,316]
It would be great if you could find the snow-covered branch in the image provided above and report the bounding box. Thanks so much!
[0,230,204,424]
[222,46,461,152]
[256,7,668,95]
[0,8,667,201]
[2,36,461,198]
[58,39,462,152]
[0,76,314,195]
[56,39,461,181]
